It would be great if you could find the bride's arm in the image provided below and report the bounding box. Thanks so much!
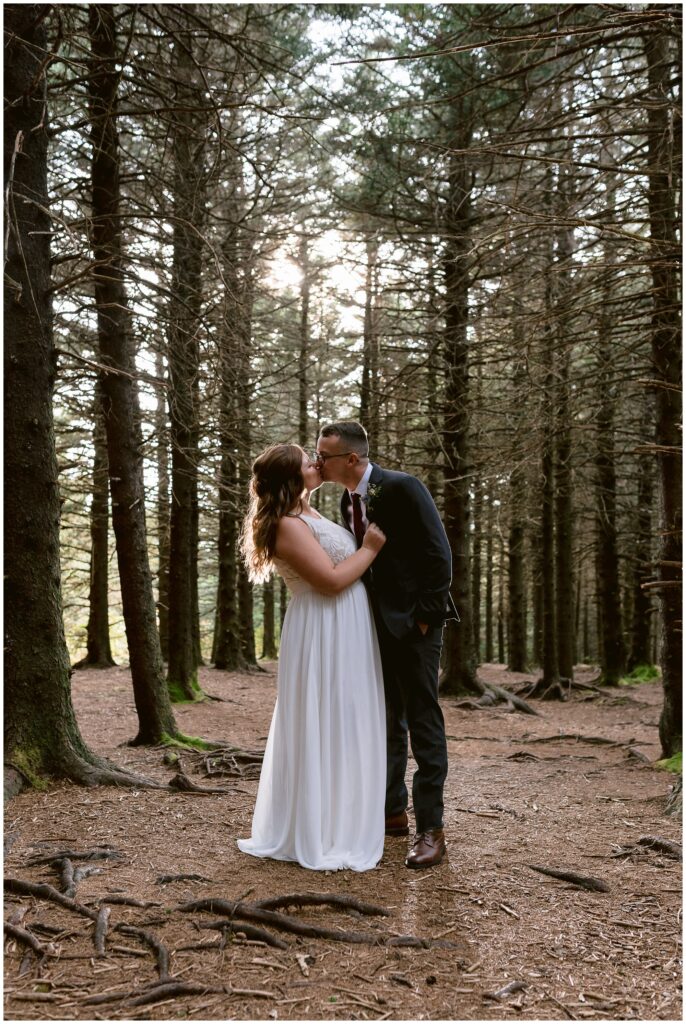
[274,518,385,597]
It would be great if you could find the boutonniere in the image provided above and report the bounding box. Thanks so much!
[364,483,383,515]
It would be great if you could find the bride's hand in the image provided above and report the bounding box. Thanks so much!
[362,523,386,554]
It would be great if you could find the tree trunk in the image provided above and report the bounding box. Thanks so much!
[214,188,246,671]
[484,493,494,663]
[643,19,682,757]
[166,12,207,701]
[75,385,115,668]
[540,267,559,689]
[554,314,575,682]
[237,276,258,669]
[594,285,627,686]
[471,478,482,662]
[360,233,380,449]
[298,234,310,447]
[440,126,476,695]
[88,3,178,744]
[155,351,170,662]
[497,535,506,664]
[531,526,543,668]
[507,335,528,671]
[628,394,654,670]
[4,4,146,790]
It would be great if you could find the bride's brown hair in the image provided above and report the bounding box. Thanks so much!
[240,443,306,582]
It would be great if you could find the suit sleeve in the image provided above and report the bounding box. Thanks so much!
[400,477,453,626]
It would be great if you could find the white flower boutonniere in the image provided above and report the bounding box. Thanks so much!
[364,483,383,516]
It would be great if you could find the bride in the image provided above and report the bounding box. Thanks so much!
[237,443,387,872]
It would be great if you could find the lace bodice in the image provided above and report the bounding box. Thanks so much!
[273,515,356,595]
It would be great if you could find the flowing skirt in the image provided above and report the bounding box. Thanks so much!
[238,580,386,871]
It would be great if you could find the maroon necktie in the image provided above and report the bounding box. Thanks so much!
[351,492,365,548]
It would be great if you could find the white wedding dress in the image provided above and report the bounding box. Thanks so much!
[237,514,386,872]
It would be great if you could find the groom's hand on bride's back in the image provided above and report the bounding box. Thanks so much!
[362,523,386,554]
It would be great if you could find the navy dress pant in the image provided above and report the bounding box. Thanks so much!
[375,617,448,833]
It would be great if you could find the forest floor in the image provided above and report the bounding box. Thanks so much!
[3,663,682,1023]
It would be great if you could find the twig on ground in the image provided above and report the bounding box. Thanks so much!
[156,873,214,885]
[484,979,527,1000]
[527,865,610,892]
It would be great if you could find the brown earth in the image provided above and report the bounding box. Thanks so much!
[3,663,682,1022]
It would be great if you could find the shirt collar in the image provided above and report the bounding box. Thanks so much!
[349,461,373,499]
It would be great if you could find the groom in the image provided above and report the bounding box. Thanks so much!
[316,420,457,868]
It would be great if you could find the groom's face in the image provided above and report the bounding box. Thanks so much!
[315,434,354,484]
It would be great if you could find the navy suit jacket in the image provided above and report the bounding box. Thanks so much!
[340,463,458,639]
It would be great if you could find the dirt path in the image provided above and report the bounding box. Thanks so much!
[4,664,682,1021]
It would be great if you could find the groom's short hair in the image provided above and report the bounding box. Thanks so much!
[319,420,369,458]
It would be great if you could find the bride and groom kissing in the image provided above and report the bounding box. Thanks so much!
[238,420,457,872]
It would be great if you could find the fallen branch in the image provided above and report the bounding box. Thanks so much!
[527,865,610,893]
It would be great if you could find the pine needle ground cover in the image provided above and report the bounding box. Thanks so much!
[4,665,681,1021]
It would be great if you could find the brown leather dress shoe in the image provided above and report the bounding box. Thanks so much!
[385,810,410,836]
[405,829,446,869]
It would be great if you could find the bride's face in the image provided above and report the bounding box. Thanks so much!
[301,450,321,493]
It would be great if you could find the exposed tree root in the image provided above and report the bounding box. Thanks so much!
[527,864,610,892]
[637,835,682,860]
[156,873,213,885]
[475,679,540,716]
[168,771,229,795]
[101,895,162,908]
[179,897,459,948]
[4,922,51,956]
[93,906,110,954]
[200,918,289,948]
[61,751,163,789]
[251,893,390,917]
[519,677,571,701]
[84,979,276,1008]
[115,923,170,978]
[5,878,99,920]
[193,748,264,780]
[519,732,629,747]
[28,846,124,867]
[59,858,76,898]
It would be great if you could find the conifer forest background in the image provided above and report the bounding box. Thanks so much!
[4,2,681,785]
